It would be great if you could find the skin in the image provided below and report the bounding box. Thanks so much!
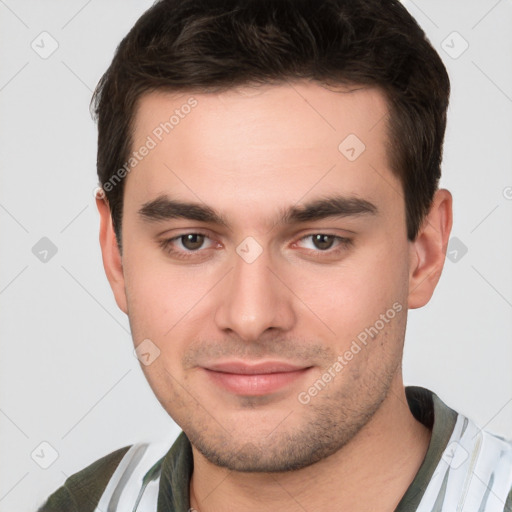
[97,81,452,511]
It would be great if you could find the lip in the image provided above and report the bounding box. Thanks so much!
[202,360,312,395]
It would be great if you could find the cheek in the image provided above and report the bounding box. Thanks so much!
[122,245,220,379]
[123,245,195,335]
[292,237,409,349]
[124,266,167,341]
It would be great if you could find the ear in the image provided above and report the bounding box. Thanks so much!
[96,191,128,314]
[408,188,453,309]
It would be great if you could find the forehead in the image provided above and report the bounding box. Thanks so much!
[125,82,400,226]
[132,81,390,156]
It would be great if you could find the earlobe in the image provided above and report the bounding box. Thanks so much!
[96,194,128,314]
[408,189,453,309]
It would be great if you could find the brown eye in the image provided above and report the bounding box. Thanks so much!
[180,233,205,250]
[311,234,335,250]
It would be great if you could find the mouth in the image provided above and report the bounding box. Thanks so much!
[202,361,313,396]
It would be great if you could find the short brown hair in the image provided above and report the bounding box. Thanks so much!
[92,0,450,247]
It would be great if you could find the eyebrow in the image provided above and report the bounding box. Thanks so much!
[138,194,377,228]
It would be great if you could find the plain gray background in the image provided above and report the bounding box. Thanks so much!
[0,1,511,510]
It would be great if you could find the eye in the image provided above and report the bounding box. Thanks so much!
[294,233,353,259]
[304,234,336,250]
[159,232,217,259]
[179,233,207,251]
[300,233,350,251]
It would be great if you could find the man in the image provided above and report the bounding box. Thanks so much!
[39,0,512,510]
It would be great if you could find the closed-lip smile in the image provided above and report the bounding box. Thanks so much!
[202,360,312,395]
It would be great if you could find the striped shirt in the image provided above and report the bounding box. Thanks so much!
[39,386,512,511]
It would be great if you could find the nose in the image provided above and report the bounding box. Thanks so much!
[214,242,296,342]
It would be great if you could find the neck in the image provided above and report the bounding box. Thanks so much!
[189,378,431,512]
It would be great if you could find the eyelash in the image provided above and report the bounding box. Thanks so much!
[158,232,353,261]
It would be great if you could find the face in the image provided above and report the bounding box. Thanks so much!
[109,82,417,471]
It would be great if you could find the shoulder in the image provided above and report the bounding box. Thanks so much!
[38,436,179,512]
[405,387,512,511]
[37,445,132,512]
[424,413,512,511]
